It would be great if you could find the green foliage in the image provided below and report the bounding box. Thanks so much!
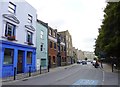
[95,2,120,62]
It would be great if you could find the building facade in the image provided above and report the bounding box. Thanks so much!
[0,0,37,78]
[72,47,78,63]
[59,30,73,65]
[48,27,58,68]
[57,33,66,66]
[83,51,95,60]
[36,19,48,70]
[77,50,85,60]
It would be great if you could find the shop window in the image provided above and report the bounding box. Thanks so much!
[4,48,14,64]
[27,52,32,64]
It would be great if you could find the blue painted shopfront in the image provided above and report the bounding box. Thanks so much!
[0,40,36,78]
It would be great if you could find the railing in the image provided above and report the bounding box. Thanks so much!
[2,65,49,82]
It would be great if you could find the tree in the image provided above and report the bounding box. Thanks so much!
[95,2,120,67]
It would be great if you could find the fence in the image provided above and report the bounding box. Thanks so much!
[2,65,49,82]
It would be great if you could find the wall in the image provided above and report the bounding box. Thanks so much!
[36,21,48,70]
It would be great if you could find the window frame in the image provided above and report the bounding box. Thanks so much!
[27,51,32,64]
[40,30,44,39]
[8,2,16,14]
[50,41,52,48]
[5,22,16,37]
[4,48,14,65]
[27,31,33,43]
[28,14,32,23]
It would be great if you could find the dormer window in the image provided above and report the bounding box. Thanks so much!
[8,2,16,14]
[28,14,32,23]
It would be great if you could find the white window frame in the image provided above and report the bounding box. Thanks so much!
[8,2,16,14]
[40,30,44,39]
[28,14,32,23]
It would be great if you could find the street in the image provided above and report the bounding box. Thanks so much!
[3,62,119,86]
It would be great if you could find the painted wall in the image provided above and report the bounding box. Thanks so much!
[0,0,36,47]
[36,21,48,70]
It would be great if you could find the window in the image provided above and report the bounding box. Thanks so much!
[8,2,16,14]
[41,43,43,51]
[53,56,56,64]
[27,52,32,64]
[49,29,52,35]
[40,30,44,39]
[5,22,16,37]
[27,31,33,43]
[4,48,14,64]
[53,31,56,37]
[61,46,63,51]
[41,59,46,67]
[28,14,32,23]
[54,43,56,49]
[50,41,52,48]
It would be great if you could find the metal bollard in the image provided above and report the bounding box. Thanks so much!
[14,67,16,80]
[29,66,31,77]
[40,65,41,74]
[48,65,49,72]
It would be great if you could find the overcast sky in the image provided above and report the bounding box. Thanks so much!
[25,0,107,52]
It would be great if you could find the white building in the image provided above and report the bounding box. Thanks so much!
[77,50,85,60]
[0,0,37,78]
[83,51,95,60]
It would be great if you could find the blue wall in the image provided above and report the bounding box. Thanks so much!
[0,40,36,78]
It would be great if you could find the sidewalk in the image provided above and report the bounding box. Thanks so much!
[101,63,119,73]
[2,63,77,83]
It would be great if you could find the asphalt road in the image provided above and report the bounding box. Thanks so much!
[3,62,119,86]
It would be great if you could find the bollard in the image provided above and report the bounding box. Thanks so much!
[29,66,31,77]
[14,67,16,80]
[40,65,41,74]
[48,65,49,72]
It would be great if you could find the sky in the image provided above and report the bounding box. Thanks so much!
[25,0,107,52]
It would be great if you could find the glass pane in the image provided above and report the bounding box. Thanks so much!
[4,48,14,64]
[27,52,32,64]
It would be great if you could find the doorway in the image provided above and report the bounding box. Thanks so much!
[17,50,24,74]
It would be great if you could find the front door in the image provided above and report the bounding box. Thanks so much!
[17,50,23,74]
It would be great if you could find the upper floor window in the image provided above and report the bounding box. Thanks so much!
[27,31,33,45]
[40,30,44,39]
[50,41,52,48]
[41,43,43,51]
[54,43,56,49]
[5,22,16,40]
[28,14,32,23]
[53,31,56,37]
[49,29,52,36]
[8,2,16,14]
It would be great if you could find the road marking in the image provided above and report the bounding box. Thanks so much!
[72,79,98,85]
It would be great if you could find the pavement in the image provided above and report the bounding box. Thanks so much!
[2,63,77,83]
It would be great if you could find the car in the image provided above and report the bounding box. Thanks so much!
[77,60,82,64]
[92,60,96,66]
[82,60,87,65]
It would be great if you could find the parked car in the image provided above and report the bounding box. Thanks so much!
[82,60,87,65]
[77,60,82,64]
[92,60,96,66]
